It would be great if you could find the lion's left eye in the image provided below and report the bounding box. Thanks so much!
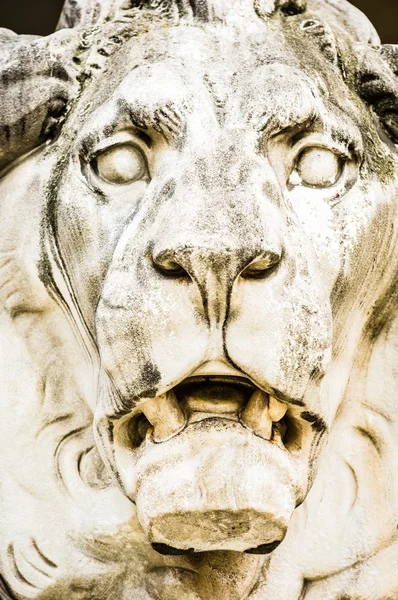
[92,144,148,185]
[291,147,343,188]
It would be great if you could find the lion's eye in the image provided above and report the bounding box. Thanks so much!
[93,144,147,185]
[292,147,343,188]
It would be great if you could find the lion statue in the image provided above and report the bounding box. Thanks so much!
[0,0,397,598]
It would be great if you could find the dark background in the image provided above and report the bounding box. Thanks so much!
[0,0,396,42]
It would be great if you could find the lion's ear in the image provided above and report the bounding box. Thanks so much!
[0,29,79,172]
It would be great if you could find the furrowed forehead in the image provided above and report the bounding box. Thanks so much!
[78,40,360,140]
[66,15,369,157]
[73,22,303,122]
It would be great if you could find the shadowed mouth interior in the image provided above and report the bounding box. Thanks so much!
[175,376,256,414]
[128,375,293,448]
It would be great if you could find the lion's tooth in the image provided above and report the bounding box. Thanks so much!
[269,396,287,422]
[241,389,272,440]
[272,420,287,446]
[141,391,186,442]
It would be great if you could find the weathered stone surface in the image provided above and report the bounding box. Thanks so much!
[0,0,397,598]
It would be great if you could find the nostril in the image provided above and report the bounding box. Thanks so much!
[156,260,189,277]
[152,252,191,279]
[151,543,195,556]
[241,251,282,279]
[244,539,283,554]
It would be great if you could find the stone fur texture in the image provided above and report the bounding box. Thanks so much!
[0,0,398,598]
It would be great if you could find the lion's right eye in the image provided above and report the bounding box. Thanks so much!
[92,144,148,185]
[292,147,344,188]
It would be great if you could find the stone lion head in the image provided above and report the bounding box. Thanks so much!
[1,0,398,598]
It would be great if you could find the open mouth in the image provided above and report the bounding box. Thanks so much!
[128,375,289,448]
[102,370,309,555]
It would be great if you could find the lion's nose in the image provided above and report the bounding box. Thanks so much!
[152,246,282,281]
[151,241,283,326]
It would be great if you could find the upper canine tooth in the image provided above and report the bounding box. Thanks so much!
[241,389,272,440]
[273,420,287,442]
[141,391,186,442]
[269,396,288,422]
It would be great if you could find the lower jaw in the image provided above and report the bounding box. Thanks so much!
[149,509,286,554]
[127,419,300,554]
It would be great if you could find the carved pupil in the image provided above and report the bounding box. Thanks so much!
[295,147,342,188]
[93,144,147,185]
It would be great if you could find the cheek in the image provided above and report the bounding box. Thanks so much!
[287,191,342,293]
[333,184,394,301]
[288,183,388,297]
[291,181,398,346]
[226,237,333,411]
[54,172,148,324]
[96,265,210,403]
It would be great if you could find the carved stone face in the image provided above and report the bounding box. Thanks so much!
[44,17,398,556]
